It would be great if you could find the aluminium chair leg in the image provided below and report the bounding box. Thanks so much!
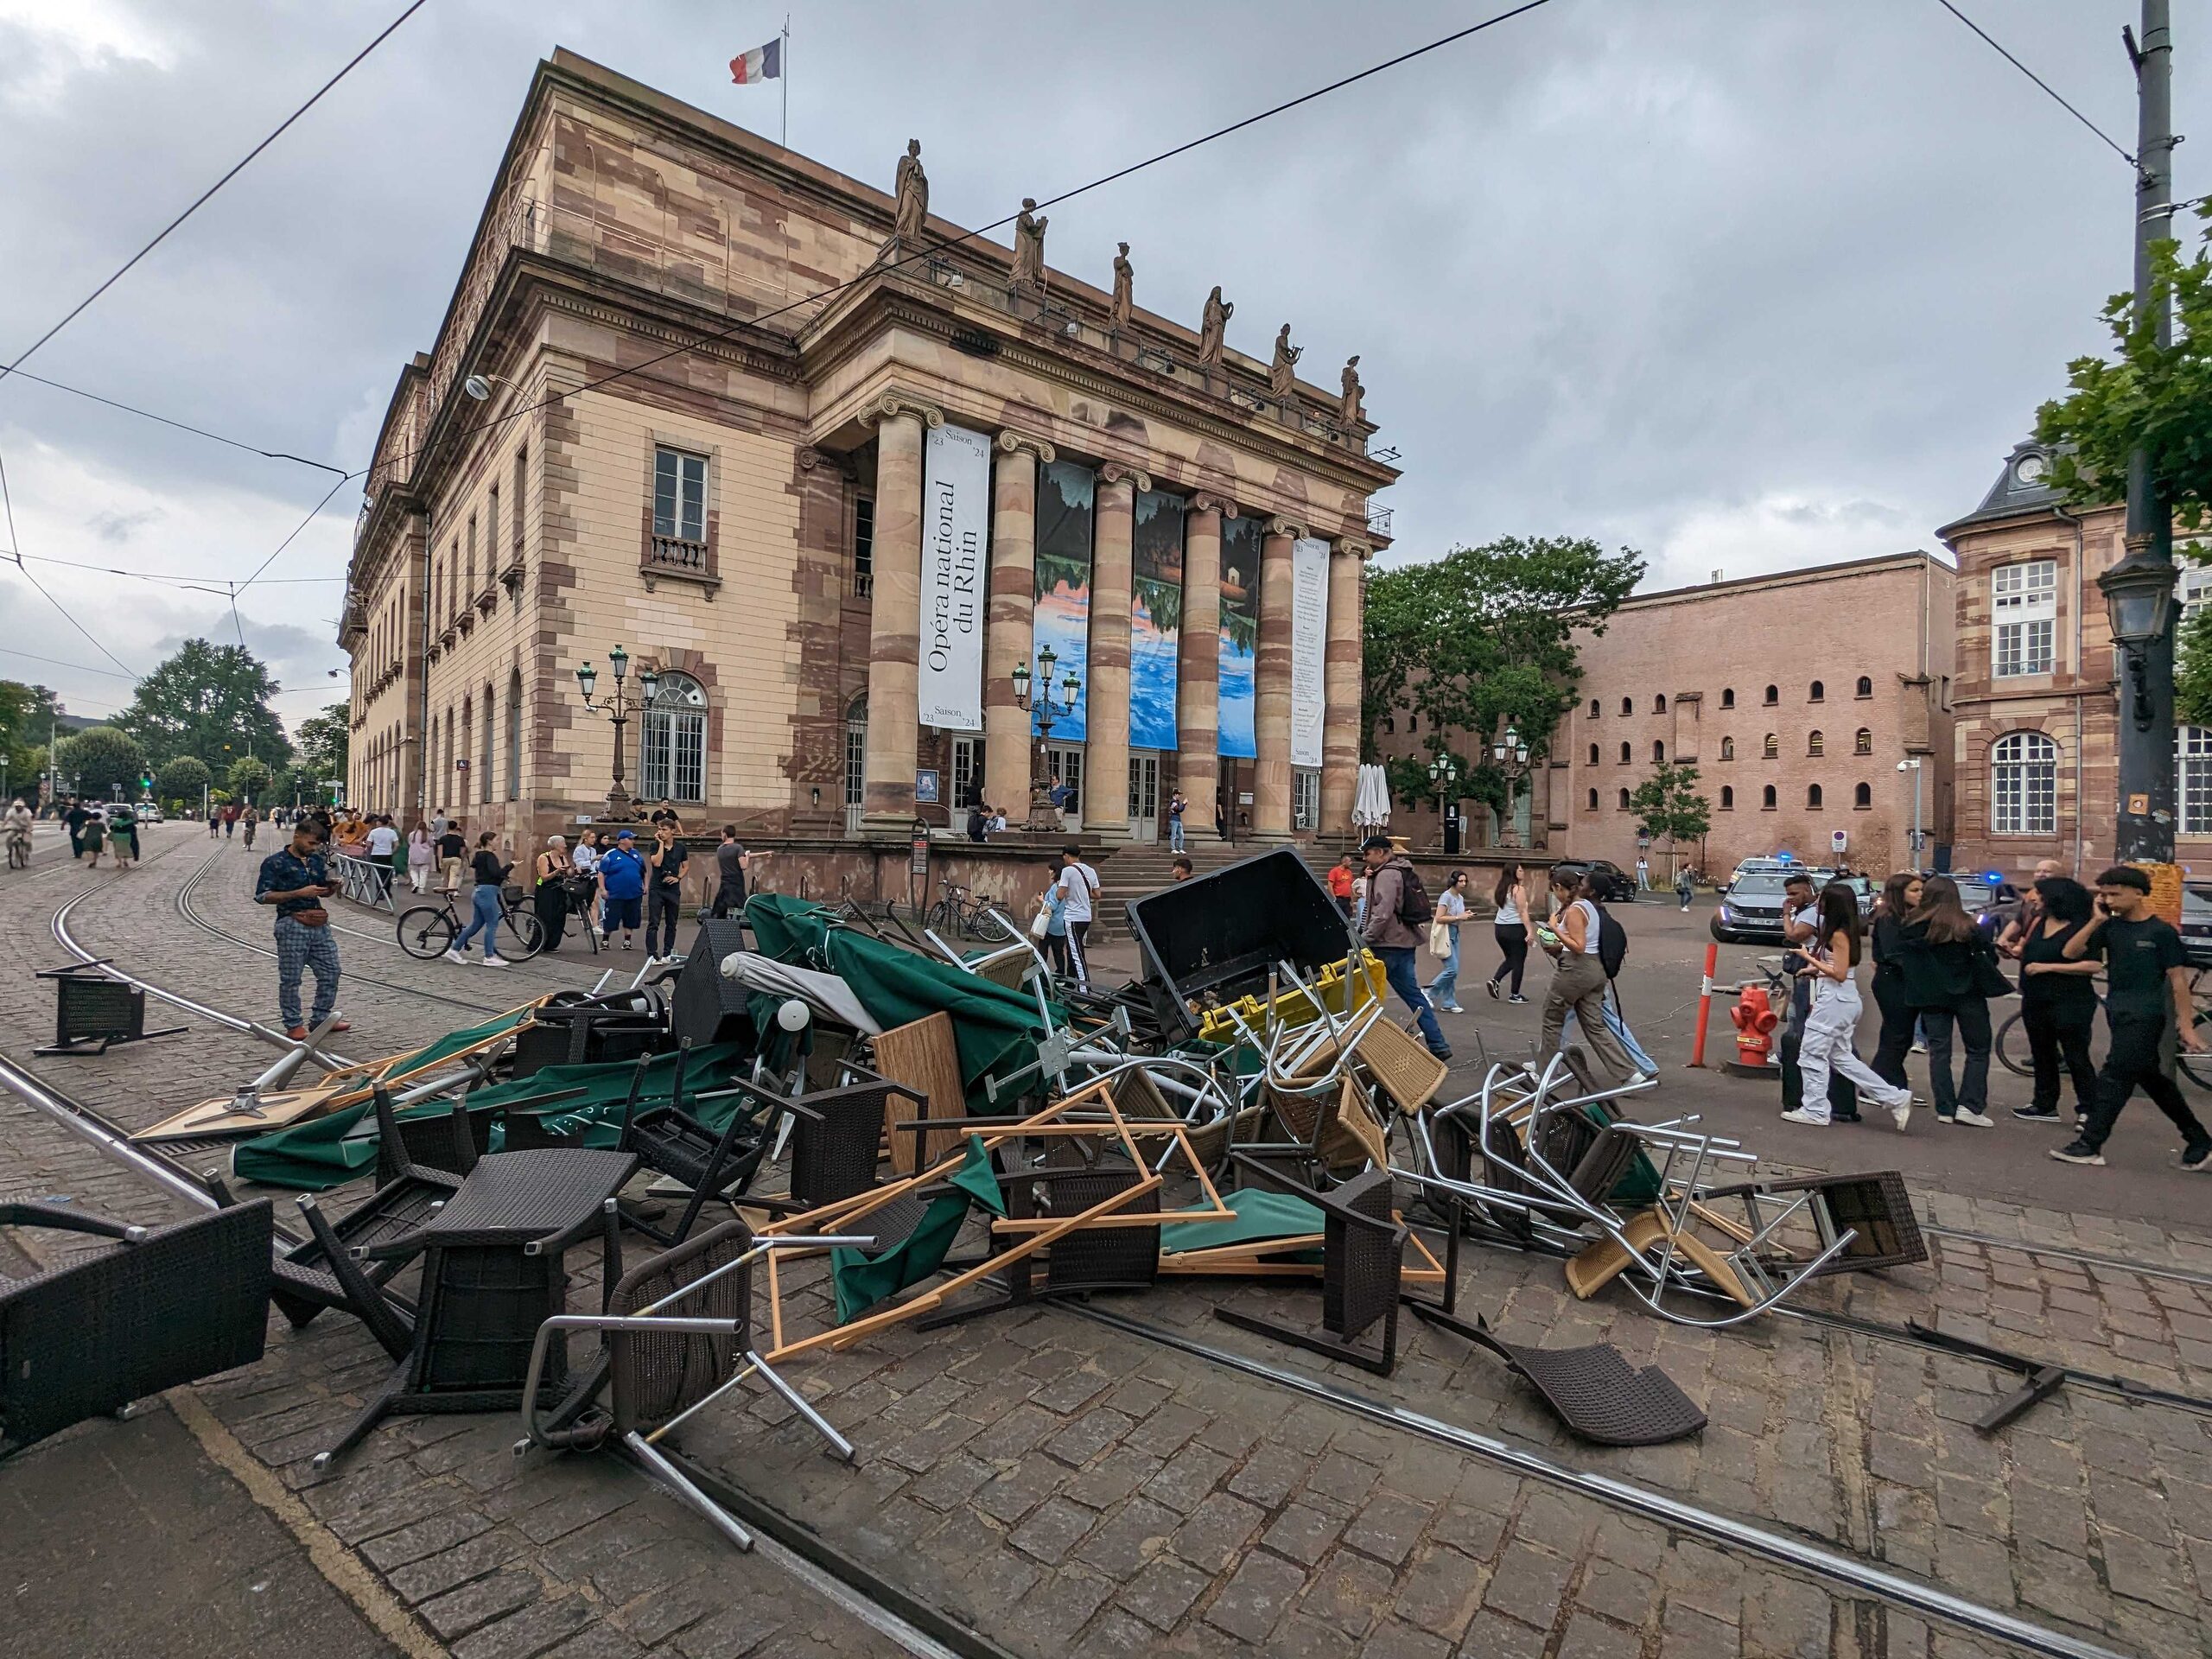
[624,1432,753,1551]
[1215,1306,1396,1377]
[747,1351,855,1462]
[310,1363,409,1472]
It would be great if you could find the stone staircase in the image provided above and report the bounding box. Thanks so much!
[1092,838,1347,937]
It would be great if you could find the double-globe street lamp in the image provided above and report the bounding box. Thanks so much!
[1011,644,1081,833]
[1491,722,1532,849]
[574,645,658,823]
[1427,753,1459,854]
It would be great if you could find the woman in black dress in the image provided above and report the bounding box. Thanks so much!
[2012,875,2101,1125]
[1868,871,1923,1090]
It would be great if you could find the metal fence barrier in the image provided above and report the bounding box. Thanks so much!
[331,851,397,912]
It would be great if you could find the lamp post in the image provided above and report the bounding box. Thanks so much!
[2101,558,2177,860]
[574,645,657,823]
[1427,753,1460,854]
[1896,757,1926,861]
[1490,722,1533,849]
[1011,644,1081,834]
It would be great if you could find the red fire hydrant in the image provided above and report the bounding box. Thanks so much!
[1730,984,1780,1067]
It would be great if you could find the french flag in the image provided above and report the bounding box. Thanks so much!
[729,36,781,85]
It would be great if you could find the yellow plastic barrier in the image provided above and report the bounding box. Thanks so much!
[1192,950,1388,1044]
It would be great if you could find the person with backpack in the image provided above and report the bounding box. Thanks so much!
[1358,835,1451,1061]
[1535,867,1643,1084]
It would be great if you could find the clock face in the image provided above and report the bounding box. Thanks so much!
[2014,453,2047,486]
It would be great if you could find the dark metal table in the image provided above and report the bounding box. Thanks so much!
[315,1148,639,1468]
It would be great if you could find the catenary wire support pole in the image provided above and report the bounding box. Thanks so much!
[2105,0,2178,862]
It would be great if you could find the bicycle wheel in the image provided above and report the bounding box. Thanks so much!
[397,906,458,959]
[499,908,546,961]
[970,906,1015,944]
[1994,1011,2034,1078]
[2182,1006,2212,1089]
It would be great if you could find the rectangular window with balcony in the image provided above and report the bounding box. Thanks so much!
[852,496,875,598]
[1992,560,2056,677]
[652,447,709,575]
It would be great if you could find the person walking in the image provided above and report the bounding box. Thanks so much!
[435,819,467,893]
[1897,874,2001,1127]
[1328,853,1356,919]
[1167,789,1187,854]
[79,804,105,868]
[405,819,435,893]
[1359,835,1452,1061]
[223,804,237,839]
[2050,867,2212,1170]
[1035,873,1070,977]
[64,797,89,861]
[595,830,646,950]
[206,804,220,840]
[1868,871,1923,1090]
[429,806,449,842]
[444,832,513,966]
[1675,865,1694,912]
[1535,866,1639,1083]
[1779,883,1914,1128]
[106,799,138,870]
[1426,868,1470,1014]
[364,814,399,904]
[709,825,767,921]
[241,804,260,851]
[4,798,32,869]
[1776,869,1859,1122]
[2011,875,2101,1127]
[1486,862,1532,1003]
[254,817,346,1040]
[645,820,689,963]
[533,836,571,953]
[1053,845,1100,990]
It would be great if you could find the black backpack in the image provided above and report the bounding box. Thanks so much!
[1595,905,1629,980]
[1393,861,1433,928]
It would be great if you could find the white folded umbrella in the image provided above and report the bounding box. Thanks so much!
[716,950,882,1034]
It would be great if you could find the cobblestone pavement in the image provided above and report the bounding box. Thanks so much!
[4,827,2211,1657]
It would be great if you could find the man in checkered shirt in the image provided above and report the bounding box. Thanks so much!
[255,818,348,1041]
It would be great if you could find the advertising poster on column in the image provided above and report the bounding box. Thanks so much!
[918,423,992,730]
[1217,514,1262,759]
[1129,488,1184,752]
[1032,460,1095,743]
[1289,537,1328,767]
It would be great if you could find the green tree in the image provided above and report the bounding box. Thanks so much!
[113,639,290,769]
[156,755,211,811]
[0,679,60,800]
[227,754,275,804]
[293,702,350,794]
[52,726,147,799]
[1626,761,1713,876]
[1363,536,1644,817]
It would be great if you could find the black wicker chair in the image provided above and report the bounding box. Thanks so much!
[1,1198,273,1458]
[375,1088,483,1184]
[615,1045,781,1246]
[1215,1154,1404,1376]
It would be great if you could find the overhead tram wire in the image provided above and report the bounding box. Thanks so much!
[1,367,347,477]
[314,0,1558,586]
[1933,0,2136,168]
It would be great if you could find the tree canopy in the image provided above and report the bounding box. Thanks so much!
[156,755,211,809]
[53,726,147,799]
[114,639,290,770]
[1626,761,1713,872]
[227,754,275,804]
[1363,535,1645,813]
[294,702,350,792]
[0,679,59,800]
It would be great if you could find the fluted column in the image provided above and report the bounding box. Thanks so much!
[1086,464,1146,840]
[1176,493,1233,842]
[985,431,1053,823]
[1321,537,1370,841]
[861,392,943,831]
[1254,517,1302,842]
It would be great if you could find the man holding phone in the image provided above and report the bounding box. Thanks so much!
[255,818,346,1041]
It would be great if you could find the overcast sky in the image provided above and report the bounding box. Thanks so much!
[0,0,2197,734]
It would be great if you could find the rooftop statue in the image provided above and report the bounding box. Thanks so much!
[1198,285,1233,367]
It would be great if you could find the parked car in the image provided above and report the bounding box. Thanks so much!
[2183,883,2212,968]
[137,803,163,823]
[1949,875,2018,937]
[1579,860,1638,903]
[1710,869,1798,944]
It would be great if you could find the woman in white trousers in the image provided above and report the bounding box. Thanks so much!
[1783,882,1913,1130]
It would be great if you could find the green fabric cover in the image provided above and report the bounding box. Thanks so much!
[745,893,1052,1105]
[232,1042,751,1191]
[1583,1103,1663,1206]
[830,1136,1005,1324]
[380,1010,532,1080]
[1160,1188,1328,1255]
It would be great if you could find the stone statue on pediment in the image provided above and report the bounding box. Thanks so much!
[892,139,928,247]
[1012,199,1048,292]
[1270,324,1302,399]
[1198,285,1233,366]
[1340,354,1363,425]
[1110,242,1133,330]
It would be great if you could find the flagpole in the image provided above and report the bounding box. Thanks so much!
[780,16,789,147]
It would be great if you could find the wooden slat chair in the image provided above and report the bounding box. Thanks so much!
[869,1012,968,1176]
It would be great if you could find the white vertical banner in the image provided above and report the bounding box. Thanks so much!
[1289,537,1329,767]
[918,422,992,730]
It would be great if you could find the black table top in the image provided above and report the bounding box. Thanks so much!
[365,1148,638,1255]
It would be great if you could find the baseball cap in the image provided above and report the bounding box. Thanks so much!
[615,829,635,842]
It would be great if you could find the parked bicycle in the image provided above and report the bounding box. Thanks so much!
[925,880,1014,943]
[397,882,545,961]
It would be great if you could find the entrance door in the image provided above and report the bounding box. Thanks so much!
[1291,769,1319,836]
[1046,745,1084,829]
[1128,753,1160,842]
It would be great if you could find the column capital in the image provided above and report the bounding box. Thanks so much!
[1265,517,1309,541]
[1188,492,1237,518]
[1334,537,1376,562]
[995,429,1056,464]
[1098,461,1152,493]
[864,391,945,430]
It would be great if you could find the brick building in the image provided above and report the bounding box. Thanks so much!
[1372,551,1957,877]
[1939,438,2212,879]
[341,50,1394,887]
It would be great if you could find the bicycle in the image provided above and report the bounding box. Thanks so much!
[397,884,545,961]
[926,880,1014,943]
[1994,963,2212,1089]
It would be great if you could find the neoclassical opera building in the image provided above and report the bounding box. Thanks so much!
[343,50,1395,887]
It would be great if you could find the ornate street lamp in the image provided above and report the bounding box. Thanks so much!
[1490,722,1533,849]
[574,645,657,821]
[1012,644,1080,832]
[2100,556,2176,734]
[1427,753,1460,852]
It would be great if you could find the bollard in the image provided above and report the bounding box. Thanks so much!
[1689,943,1718,1068]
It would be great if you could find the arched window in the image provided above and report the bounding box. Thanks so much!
[1764,684,1778,705]
[1382,715,1394,734]
[1619,741,1631,765]
[1619,697,1632,716]
[1588,699,1600,719]
[1762,785,1777,810]
[1654,694,1667,714]
[1854,728,1872,756]
[1808,680,1825,702]
[1992,731,2058,835]
[1807,784,1822,809]
[1763,733,1777,760]
[1651,741,1665,764]
[1618,788,1630,810]
[505,671,523,801]
[1586,788,1599,810]
[1588,743,1599,766]
[1719,736,1735,760]
[1720,785,1734,810]
[2180,727,2212,834]
[1408,714,1418,733]
[1856,676,1873,698]
[1808,730,1824,757]
[1720,688,1736,709]
[642,670,709,804]
[1853,782,1872,809]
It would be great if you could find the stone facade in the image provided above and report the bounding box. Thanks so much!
[342,50,1395,882]
[1372,552,1957,877]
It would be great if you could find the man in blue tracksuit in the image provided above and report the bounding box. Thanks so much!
[594,829,648,951]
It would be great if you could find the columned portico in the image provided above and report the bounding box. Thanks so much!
[985,431,1052,823]
[1088,464,1147,842]
[1321,537,1370,842]
[1176,493,1232,842]
[1253,518,1303,842]
[861,392,943,831]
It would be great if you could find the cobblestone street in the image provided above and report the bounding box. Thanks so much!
[6,828,2212,1658]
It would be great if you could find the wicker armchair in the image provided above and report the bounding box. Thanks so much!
[1215,1155,1405,1376]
